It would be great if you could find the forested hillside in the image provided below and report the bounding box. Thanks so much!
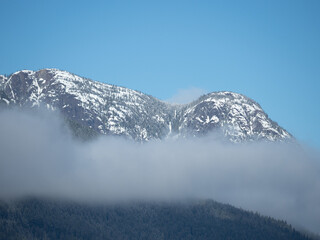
[0,199,311,240]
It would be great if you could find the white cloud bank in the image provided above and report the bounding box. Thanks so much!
[0,109,319,234]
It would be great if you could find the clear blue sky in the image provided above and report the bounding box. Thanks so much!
[1,0,319,148]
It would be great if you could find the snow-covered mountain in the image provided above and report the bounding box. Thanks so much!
[0,69,292,142]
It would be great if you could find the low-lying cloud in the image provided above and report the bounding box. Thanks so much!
[0,109,319,234]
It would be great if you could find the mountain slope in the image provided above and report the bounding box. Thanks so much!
[0,69,292,142]
[0,199,311,240]
[177,92,291,142]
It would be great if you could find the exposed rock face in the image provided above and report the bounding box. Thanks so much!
[0,69,292,142]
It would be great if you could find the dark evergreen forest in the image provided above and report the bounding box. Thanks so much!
[0,198,312,240]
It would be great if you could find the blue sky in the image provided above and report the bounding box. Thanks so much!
[1,0,319,148]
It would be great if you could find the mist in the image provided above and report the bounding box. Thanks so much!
[165,87,207,104]
[0,109,319,234]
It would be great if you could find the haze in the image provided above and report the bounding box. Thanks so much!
[0,108,319,234]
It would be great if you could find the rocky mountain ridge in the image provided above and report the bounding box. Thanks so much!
[0,69,292,142]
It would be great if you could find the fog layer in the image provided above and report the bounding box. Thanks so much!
[0,109,319,233]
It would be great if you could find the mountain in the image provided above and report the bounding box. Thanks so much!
[0,69,292,142]
[0,198,312,240]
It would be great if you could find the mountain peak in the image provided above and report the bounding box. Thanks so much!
[0,69,292,142]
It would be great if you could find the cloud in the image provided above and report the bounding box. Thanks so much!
[0,109,319,234]
[166,87,207,104]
